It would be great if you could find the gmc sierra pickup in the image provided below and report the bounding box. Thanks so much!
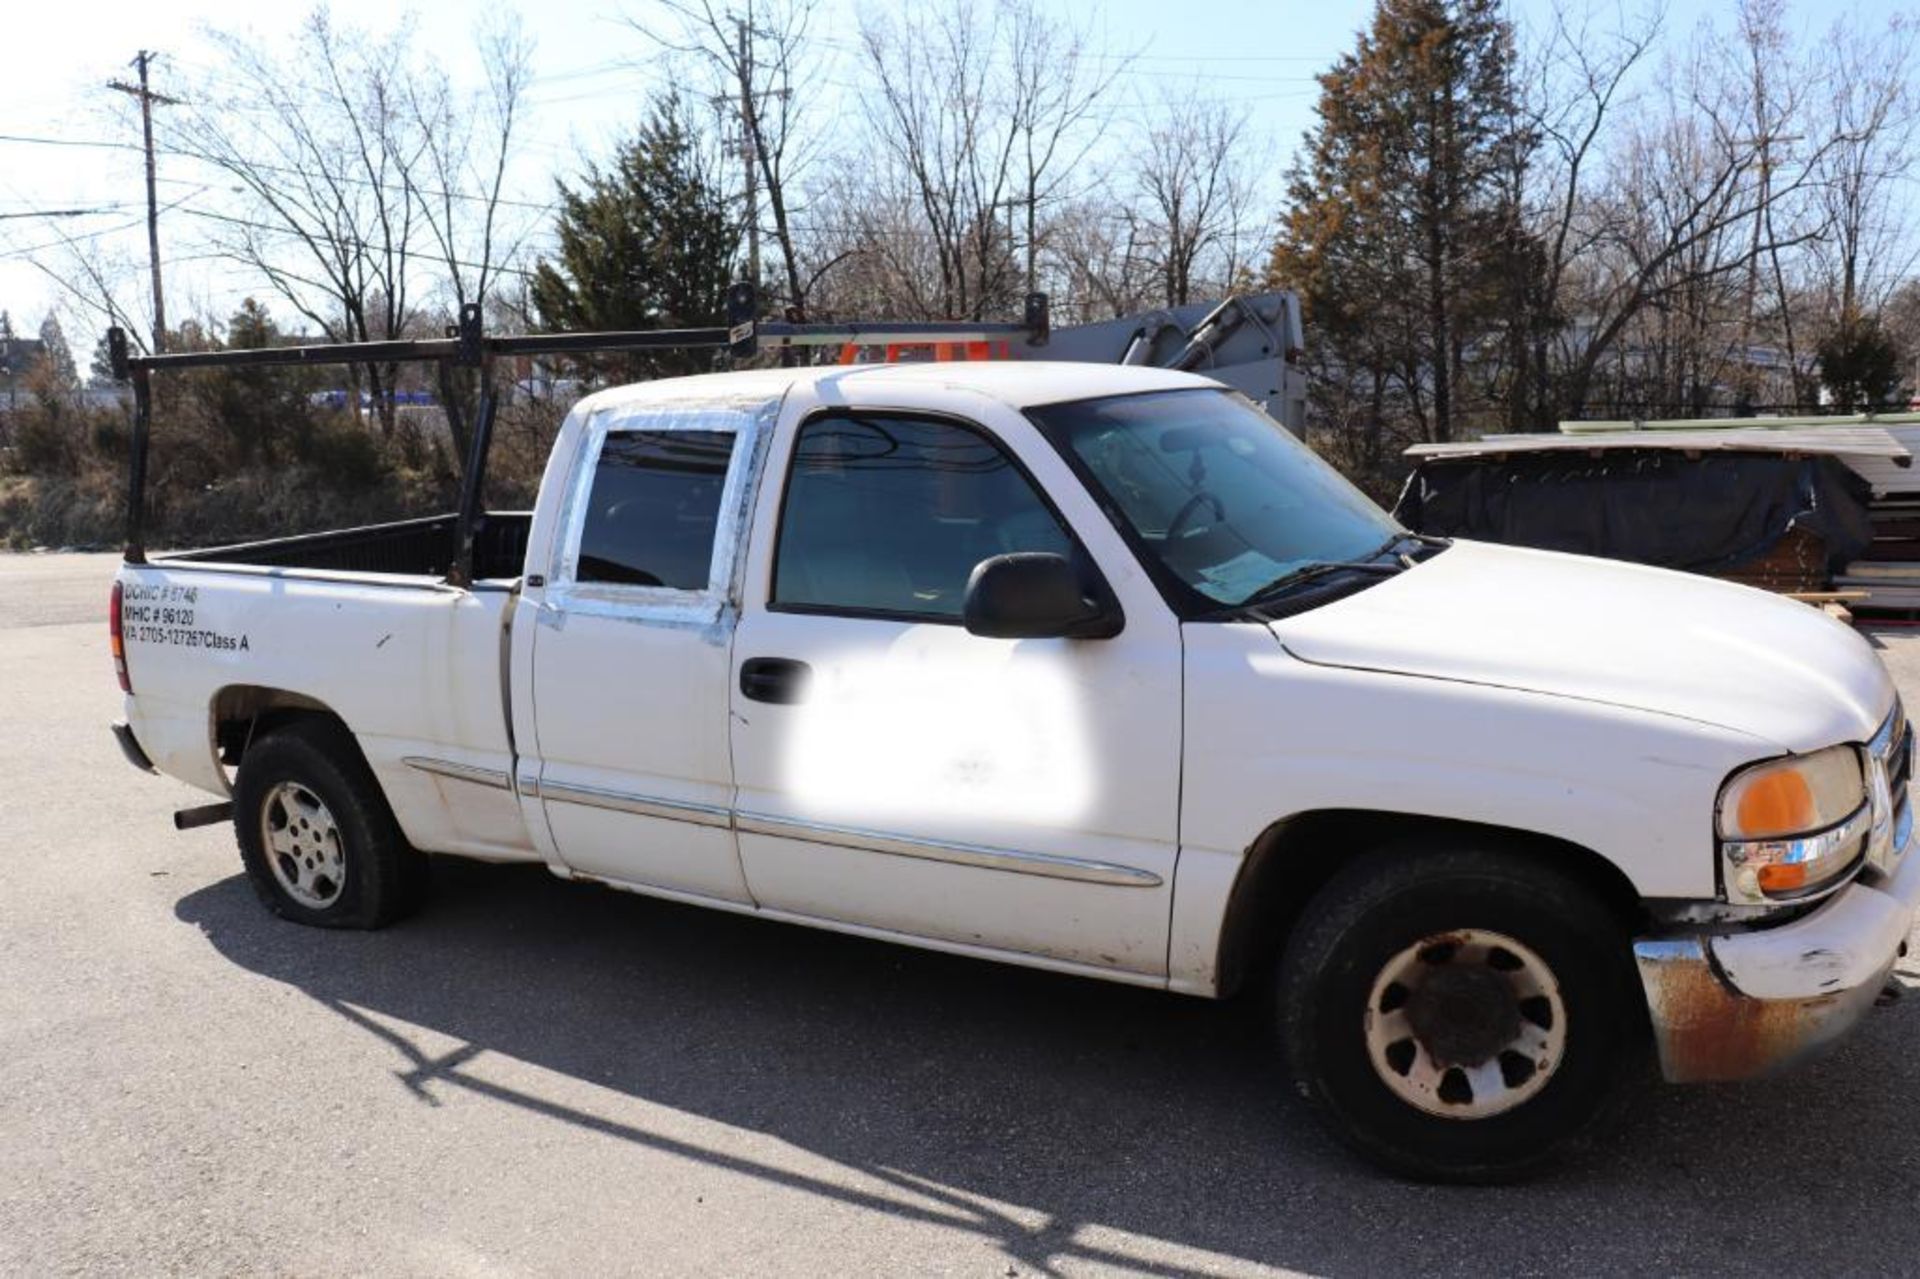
[112,361,1920,1180]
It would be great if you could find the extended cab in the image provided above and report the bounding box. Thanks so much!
[112,362,1920,1179]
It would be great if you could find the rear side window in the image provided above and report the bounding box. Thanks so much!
[772,413,1073,620]
[577,429,735,589]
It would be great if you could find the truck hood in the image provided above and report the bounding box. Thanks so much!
[1268,540,1893,753]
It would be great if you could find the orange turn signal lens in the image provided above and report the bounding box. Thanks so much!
[1735,769,1815,838]
[1755,862,1809,895]
[1719,746,1866,841]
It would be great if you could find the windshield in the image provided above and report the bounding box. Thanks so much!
[1028,388,1405,612]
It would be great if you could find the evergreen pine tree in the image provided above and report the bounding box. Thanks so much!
[37,315,79,390]
[530,93,741,383]
[1818,310,1907,412]
[1271,0,1539,453]
[89,334,119,387]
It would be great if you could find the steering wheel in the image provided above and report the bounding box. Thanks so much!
[1166,490,1227,540]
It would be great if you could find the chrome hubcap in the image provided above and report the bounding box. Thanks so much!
[1363,929,1566,1119]
[261,781,346,909]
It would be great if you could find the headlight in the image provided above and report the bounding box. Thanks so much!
[1719,745,1865,840]
[1718,745,1869,903]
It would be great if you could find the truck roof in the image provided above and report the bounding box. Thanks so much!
[572,360,1219,417]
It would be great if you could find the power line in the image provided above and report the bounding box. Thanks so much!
[526,57,638,86]
[0,207,129,220]
[172,205,542,280]
[0,187,209,260]
[1085,52,1333,64]
[0,132,133,152]
[0,213,150,259]
[811,32,1330,69]
[0,129,560,215]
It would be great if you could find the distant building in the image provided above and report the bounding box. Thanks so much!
[0,336,48,411]
[0,335,46,380]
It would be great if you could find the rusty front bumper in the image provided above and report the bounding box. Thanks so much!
[1634,845,1920,1083]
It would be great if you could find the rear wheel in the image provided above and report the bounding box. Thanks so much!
[258,779,350,910]
[1278,844,1640,1182]
[233,719,428,928]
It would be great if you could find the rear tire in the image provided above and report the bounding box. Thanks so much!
[233,718,428,929]
[1277,843,1640,1182]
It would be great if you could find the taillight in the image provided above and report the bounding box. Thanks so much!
[110,580,131,694]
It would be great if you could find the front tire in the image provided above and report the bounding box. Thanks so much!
[233,719,428,928]
[1278,843,1641,1182]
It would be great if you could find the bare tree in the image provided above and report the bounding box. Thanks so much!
[409,12,538,321]
[1806,11,1918,327]
[1135,89,1253,307]
[22,234,155,357]
[1731,0,1830,410]
[801,176,952,321]
[1042,195,1156,321]
[168,7,530,439]
[638,0,821,316]
[853,0,1022,321]
[845,0,1122,322]
[169,9,429,430]
[1003,0,1127,296]
[1546,14,1836,418]
[1516,0,1664,425]
[405,13,536,455]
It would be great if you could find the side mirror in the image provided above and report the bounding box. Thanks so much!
[963,553,1124,640]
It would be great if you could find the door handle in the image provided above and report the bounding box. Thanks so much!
[739,656,811,705]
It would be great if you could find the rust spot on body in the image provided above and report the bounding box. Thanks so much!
[1637,939,1892,1083]
[1643,956,1836,1081]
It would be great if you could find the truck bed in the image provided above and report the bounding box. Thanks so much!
[160,512,533,581]
[118,544,533,863]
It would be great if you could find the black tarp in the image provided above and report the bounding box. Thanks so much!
[1392,450,1875,575]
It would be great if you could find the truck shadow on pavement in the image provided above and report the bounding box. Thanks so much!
[177,857,1920,1277]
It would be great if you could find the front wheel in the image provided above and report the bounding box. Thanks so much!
[1278,844,1642,1182]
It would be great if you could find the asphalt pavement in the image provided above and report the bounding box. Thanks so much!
[5,551,1920,1277]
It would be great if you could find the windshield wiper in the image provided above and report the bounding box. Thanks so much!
[1219,531,1436,616]
[1236,558,1403,611]
[1361,530,1450,565]
[1193,530,1447,620]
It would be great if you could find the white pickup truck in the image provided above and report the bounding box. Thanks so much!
[112,361,1919,1180]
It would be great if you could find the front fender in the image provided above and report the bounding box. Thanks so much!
[1167,624,1775,994]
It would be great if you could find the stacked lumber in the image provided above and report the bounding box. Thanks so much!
[1837,496,1920,611]
[1834,563,1920,610]
[1712,525,1830,594]
[1827,424,1920,612]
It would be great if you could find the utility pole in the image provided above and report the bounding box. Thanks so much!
[735,16,761,290]
[1731,126,1800,412]
[1,311,15,412]
[1737,128,1768,410]
[109,51,180,355]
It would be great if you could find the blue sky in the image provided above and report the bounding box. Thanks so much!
[1,0,1913,349]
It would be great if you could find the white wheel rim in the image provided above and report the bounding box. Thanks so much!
[1363,928,1566,1120]
[261,781,347,909]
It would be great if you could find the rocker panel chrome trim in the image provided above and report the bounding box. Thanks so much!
[402,756,511,790]
[536,777,734,829]
[521,775,1162,886]
[734,811,1163,887]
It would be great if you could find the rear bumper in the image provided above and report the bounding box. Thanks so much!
[1635,841,1920,1082]
[111,720,158,774]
